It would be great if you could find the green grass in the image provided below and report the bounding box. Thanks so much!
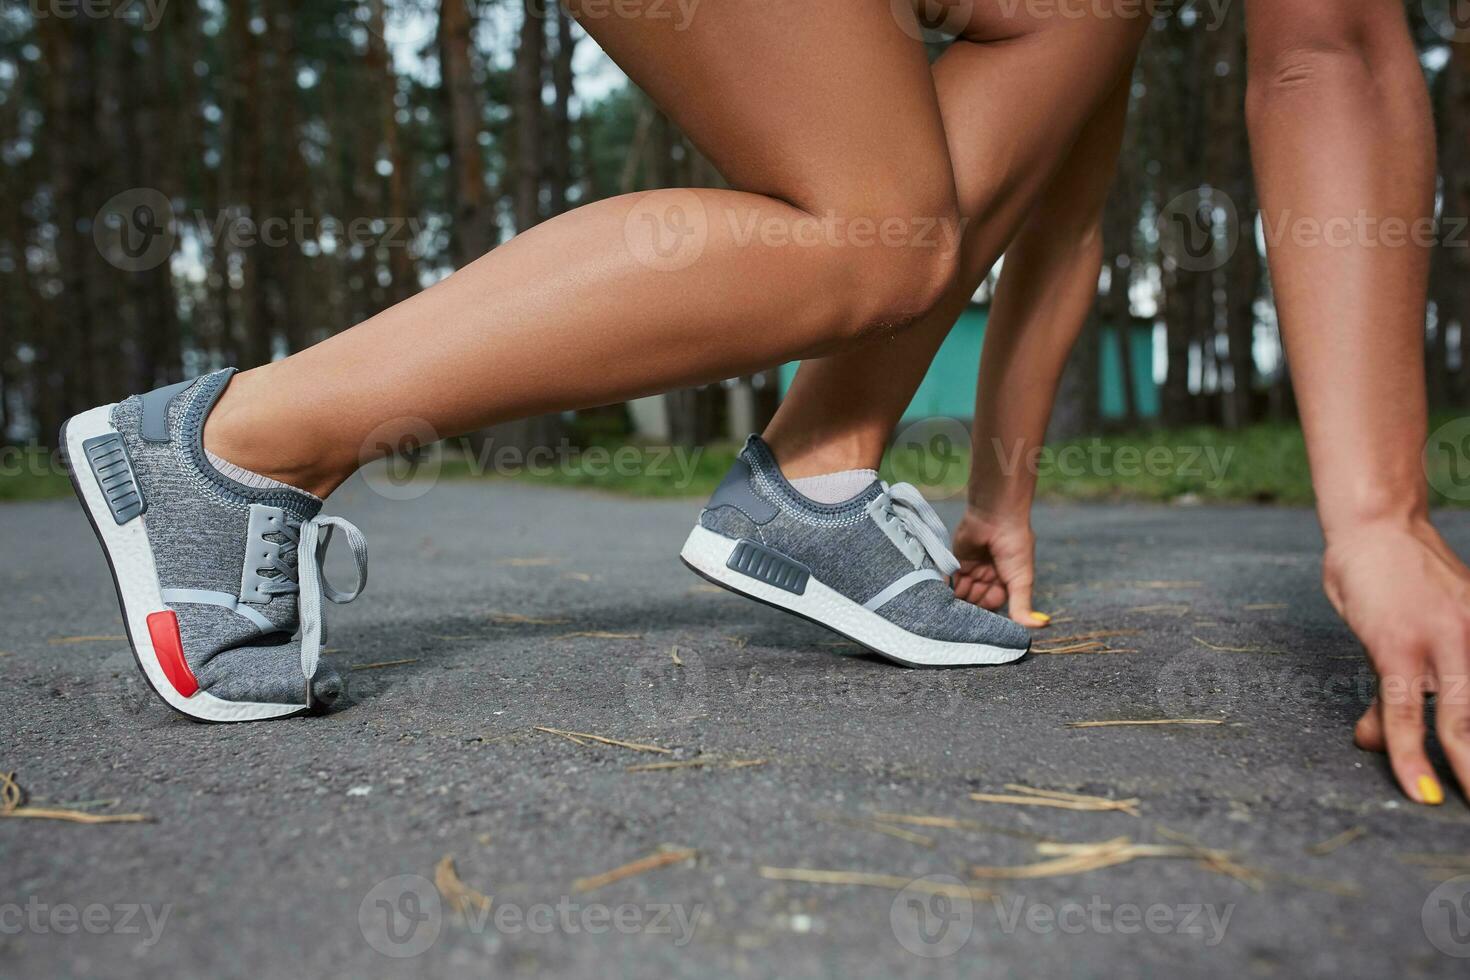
[1032,424,1317,505]
[826,424,1317,506]
[0,446,71,502]
[460,416,1468,508]
[6,415,1466,507]
[437,442,740,498]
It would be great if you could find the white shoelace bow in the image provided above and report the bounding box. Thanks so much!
[260,514,369,682]
[881,482,960,577]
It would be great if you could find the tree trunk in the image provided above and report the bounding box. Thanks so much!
[619,99,656,195]
[1153,16,1209,428]
[514,0,546,231]
[227,0,272,368]
[0,64,29,439]
[345,42,383,327]
[1204,7,1256,430]
[367,0,416,305]
[1161,277,1197,426]
[1050,314,1102,440]
[1222,193,1260,429]
[548,4,578,217]
[492,0,565,453]
[266,0,313,354]
[440,0,497,266]
[133,13,182,388]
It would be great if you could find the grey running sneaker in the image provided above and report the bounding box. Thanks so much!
[681,436,1029,667]
[60,368,367,722]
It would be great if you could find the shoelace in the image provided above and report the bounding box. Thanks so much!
[880,482,960,577]
[258,514,369,682]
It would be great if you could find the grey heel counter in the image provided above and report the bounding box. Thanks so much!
[706,457,777,525]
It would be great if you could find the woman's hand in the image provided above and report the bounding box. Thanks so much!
[950,508,1050,628]
[1324,516,1470,805]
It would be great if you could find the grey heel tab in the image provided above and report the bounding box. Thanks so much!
[707,457,778,525]
[137,367,239,444]
[139,378,200,443]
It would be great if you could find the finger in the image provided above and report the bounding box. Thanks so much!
[1435,660,1470,805]
[952,566,992,598]
[993,540,1040,625]
[958,580,991,609]
[951,571,985,606]
[1006,587,1049,627]
[1378,676,1443,805]
[1000,573,1048,627]
[977,582,1007,611]
[1354,699,1385,753]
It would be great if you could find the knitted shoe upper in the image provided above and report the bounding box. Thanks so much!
[700,436,1029,649]
[109,369,359,705]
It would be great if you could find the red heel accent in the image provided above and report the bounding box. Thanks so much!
[146,611,199,698]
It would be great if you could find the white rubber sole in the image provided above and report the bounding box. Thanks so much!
[63,405,306,723]
[679,524,1028,668]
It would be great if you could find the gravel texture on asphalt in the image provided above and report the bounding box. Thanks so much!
[3,477,1470,978]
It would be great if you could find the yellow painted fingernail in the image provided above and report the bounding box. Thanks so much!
[1030,611,1051,625]
[1419,775,1444,805]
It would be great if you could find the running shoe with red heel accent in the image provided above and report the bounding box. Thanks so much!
[59,368,367,723]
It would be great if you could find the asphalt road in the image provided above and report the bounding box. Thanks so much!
[4,475,1470,979]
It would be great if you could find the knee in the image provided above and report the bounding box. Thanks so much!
[1245,7,1381,122]
[1247,39,1375,131]
[772,166,961,349]
[1252,39,1373,92]
[859,227,961,336]
[826,201,963,344]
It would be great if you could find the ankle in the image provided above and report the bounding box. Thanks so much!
[203,367,352,499]
[761,427,884,481]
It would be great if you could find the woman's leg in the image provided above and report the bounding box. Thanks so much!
[1241,1,1470,806]
[761,6,1146,478]
[950,71,1133,625]
[668,10,1141,668]
[204,1,961,499]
